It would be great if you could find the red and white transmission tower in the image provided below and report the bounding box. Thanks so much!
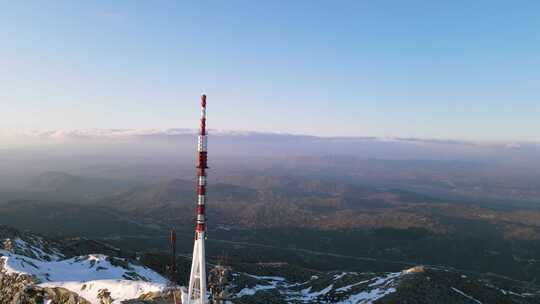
[187,94,209,304]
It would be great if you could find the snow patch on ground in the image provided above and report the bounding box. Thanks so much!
[237,283,278,297]
[332,272,400,304]
[236,275,289,297]
[336,287,396,304]
[335,279,371,292]
[368,272,401,287]
[288,284,334,301]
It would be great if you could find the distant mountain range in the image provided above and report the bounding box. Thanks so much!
[28,171,140,200]
[3,170,540,285]
[4,170,540,239]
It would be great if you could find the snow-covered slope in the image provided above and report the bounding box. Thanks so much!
[0,227,64,261]
[229,270,402,303]
[226,265,540,304]
[0,234,168,304]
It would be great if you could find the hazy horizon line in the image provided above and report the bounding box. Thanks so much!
[0,127,536,148]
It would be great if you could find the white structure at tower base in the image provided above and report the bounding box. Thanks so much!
[185,232,207,304]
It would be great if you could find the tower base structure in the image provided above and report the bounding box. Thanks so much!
[184,232,207,304]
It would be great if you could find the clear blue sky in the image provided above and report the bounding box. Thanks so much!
[1,1,539,141]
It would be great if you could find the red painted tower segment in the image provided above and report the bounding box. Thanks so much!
[195,94,208,234]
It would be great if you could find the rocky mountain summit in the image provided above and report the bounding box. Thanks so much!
[0,225,169,304]
[2,225,540,303]
[219,265,540,304]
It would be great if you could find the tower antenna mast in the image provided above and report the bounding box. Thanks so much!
[186,94,209,304]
